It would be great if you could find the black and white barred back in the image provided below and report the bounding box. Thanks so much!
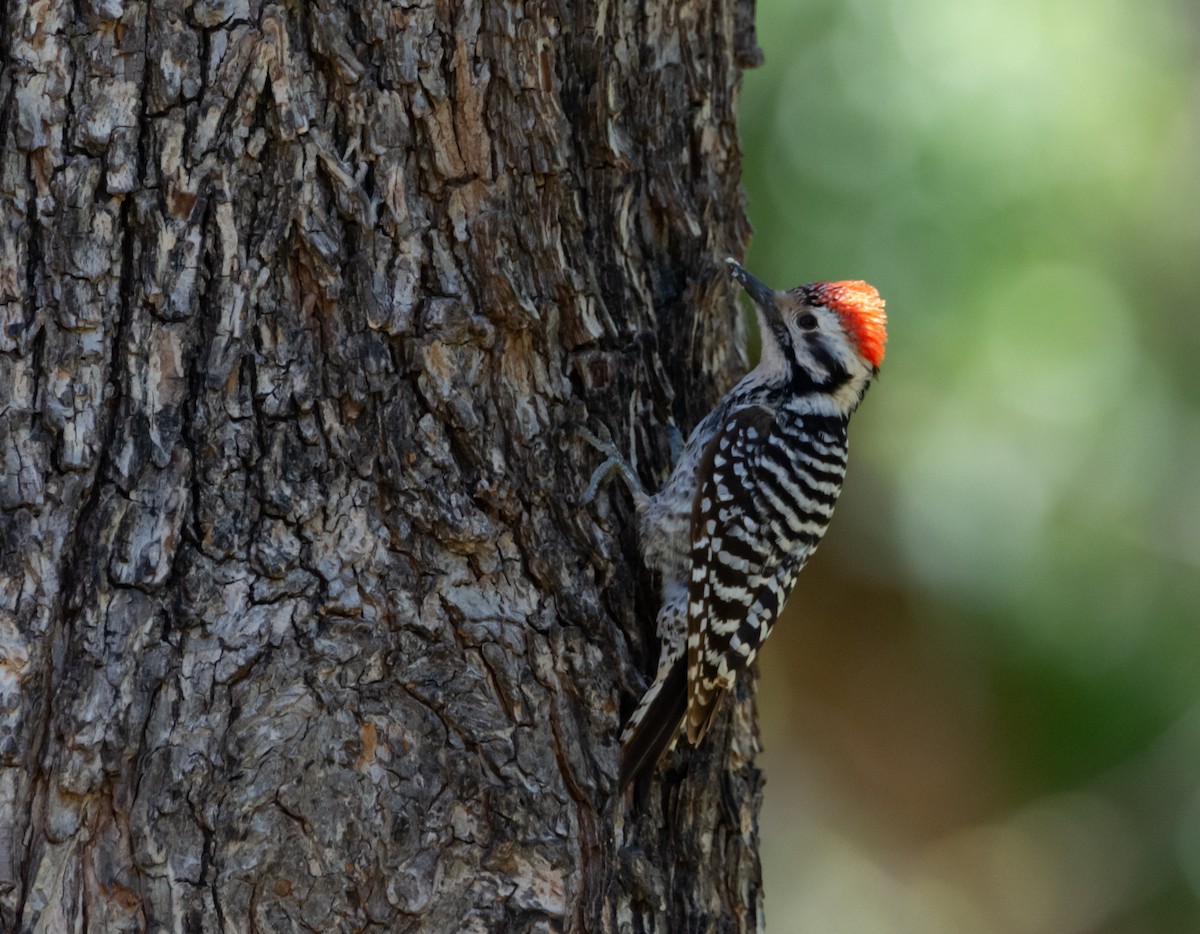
[685,401,848,741]
[618,260,886,791]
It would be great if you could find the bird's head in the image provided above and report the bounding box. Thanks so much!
[726,258,887,410]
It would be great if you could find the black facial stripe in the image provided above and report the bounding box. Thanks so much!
[770,322,793,355]
[792,336,850,391]
[785,362,822,395]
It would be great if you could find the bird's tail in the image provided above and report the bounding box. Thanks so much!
[619,658,687,792]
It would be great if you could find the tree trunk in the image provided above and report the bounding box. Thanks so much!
[0,0,764,929]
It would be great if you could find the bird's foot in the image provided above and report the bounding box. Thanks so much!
[579,422,647,505]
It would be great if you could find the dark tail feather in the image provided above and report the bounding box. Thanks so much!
[619,659,687,793]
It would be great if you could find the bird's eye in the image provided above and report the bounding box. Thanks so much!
[799,312,818,330]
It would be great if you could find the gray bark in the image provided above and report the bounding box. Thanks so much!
[0,0,764,930]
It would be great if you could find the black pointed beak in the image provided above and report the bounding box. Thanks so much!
[725,258,779,317]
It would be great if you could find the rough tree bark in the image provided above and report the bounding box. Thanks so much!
[0,0,765,929]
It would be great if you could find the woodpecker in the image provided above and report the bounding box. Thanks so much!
[585,258,887,791]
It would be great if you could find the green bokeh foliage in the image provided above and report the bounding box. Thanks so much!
[741,0,1200,928]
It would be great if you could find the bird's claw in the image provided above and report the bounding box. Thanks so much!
[578,422,646,505]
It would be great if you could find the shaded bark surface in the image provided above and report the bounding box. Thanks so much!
[0,0,764,929]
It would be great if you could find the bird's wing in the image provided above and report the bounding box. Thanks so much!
[684,403,781,744]
[685,405,845,744]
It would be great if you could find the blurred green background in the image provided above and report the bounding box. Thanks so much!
[740,0,1200,930]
